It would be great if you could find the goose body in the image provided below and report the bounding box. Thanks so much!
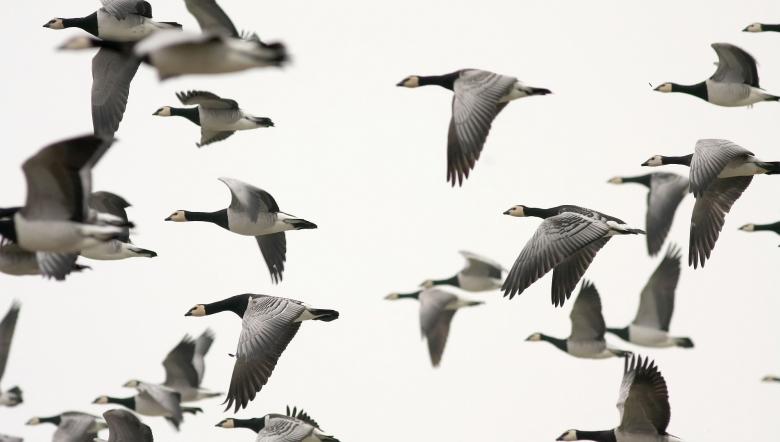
[95,382,202,430]
[26,412,107,442]
[166,178,316,283]
[422,250,505,291]
[385,288,483,367]
[527,281,629,359]
[100,409,153,442]
[502,204,644,306]
[556,356,682,442]
[608,173,689,255]
[80,192,157,260]
[154,90,273,147]
[185,294,339,412]
[607,245,693,349]
[217,406,338,441]
[0,303,21,407]
[397,69,551,186]
[642,139,780,267]
[654,43,779,107]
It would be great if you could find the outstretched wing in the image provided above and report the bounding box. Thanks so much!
[710,43,760,87]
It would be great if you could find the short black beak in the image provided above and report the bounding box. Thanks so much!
[164,216,172,221]
[503,209,511,215]
[42,23,50,28]
[396,80,405,87]
[742,26,750,32]
[640,161,649,167]
[184,311,192,317]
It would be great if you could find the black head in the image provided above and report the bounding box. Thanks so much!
[42,18,65,29]
[26,415,61,426]
[215,417,265,432]
[185,294,253,318]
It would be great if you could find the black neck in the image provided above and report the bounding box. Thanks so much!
[205,294,251,318]
[185,209,228,230]
[755,221,780,233]
[233,418,265,432]
[39,415,62,426]
[108,396,136,409]
[540,334,567,351]
[607,327,629,341]
[662,154,693,166]
[671,82,708,101]
[0,207,21,218]
[398,291,421,300]
[763,24,780,32]
[572,430,617,442]
[524,207,560,219]
[418,72,460,90]
[0,219,17,242]
[62,13,99,37]
[171,107,201,125]
[432,275,460,287]
[619,174,651,187]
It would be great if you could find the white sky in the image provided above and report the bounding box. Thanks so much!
[2,0,780,440]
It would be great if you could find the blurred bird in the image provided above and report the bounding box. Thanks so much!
[94,409,153,442]
[421,250,505,292]
[385,288,483,367]
[654,43,779,107]
[642,139,780,267]
[743,23,780,33]
[0,243,90,280]
[216,405,339,441]
[165,178,316,284]
[26,412,107,441]
[502,204,643,306]
[81,192,157,260]
[556,355,682,442]
[0,302,21,407]
[397,69,551,186]
[153,90,274,147]
[606,245,694,348]
[94,381,201,431]
[185,294,339,412]
[739,221,780,246]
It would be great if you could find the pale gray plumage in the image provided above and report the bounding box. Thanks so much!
[100,0,152,20]
[419,289,459,367]
[568,281,606,342]
[183,0,239,37]
[0,434,22,442]
[88,192,131,242]
[102,409,153,442]
[634,246,681,332]
[448,70,517,185]
[710,43,759,86]
[0,302,20,396]
[690,139,754,197]
[136,382,184,426]
[617,356,672,437]
[643,173,689,255]
[162,329,218,401]
[257,413,339,442]
[91,48,141,137]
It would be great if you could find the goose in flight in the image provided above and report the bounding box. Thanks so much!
[0,435,21,442]
[44,1,182,137]
[58,0,287,80]
[762,375,780,383]
[654,43,779,107]
[185,294,339,412]
[502,205,643,306]
[384,288,483,367]
[608,172,689,255]
[165,178,316,284]
[81,191,157,260]
[607,245,693,348]
[154,90,274,147]
[0,135,124,257]
[0,303,22,407]
[421,250,505,291]
[556,355,682,442]
[26,412,107,441]
[739,220,780,246]
[397,69,551,186]
[94,381,202,430]
[124,329,220,403]
[216,406,338,441]
[94,409,153,442]
[526,281,630,359]
[743,23,780,32]
[642,139,780,267]
[0,243,90,280]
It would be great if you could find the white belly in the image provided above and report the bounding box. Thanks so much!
[566,340,610,358]
[718,158,767,178]
[14,215,95,253]
[152,42,260,78]
[615,429,679,442]
[135,395,170,417]
[200,113,258,131]
[628,324,674,347]
[227,211,292,236]
[458,274,502,291]
[707,81,770,107]
[499,82,530,103]
[81,241,138,260]
[97,11,158,42]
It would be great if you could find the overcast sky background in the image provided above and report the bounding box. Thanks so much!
[1,0,780,440]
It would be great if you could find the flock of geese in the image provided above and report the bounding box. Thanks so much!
[0,1,779,441]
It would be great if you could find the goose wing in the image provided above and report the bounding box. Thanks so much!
[710,43,760,87]
[163,335,199,390]
[286,406,321,429]
[550,237,610,307]
[54,413,100,442]
[690,139,753,197]
[218,177,280,221]
[0,435,23,442]
[568,281,605,341]
[459,250,504,279]
[617,356,670,435]
[419,289,458,367]
[104,409,153,442]
[646,173,689,255]
[88,191,131,242]
[193,329,214,385]
[503,213,611,302]
[184,0,239,37]
[226,296,304,412]
[100,0,153,19]
[21,135,112,222]
[197,129,235,147]
[137,383,183,424]
[257,415,314,442]
[36,252,80,281]
[689,176,752,268]
[634,245,681,331]
[176,90,239,110]
[91,48,141,138]
[0,302,20,383]
[256,233,286,284]
[447,69,517,186]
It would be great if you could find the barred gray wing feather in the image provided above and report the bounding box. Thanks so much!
[100,0,152,19]
[690,139,752,197]
[419,289,458,367]
[0,302,20,382]
[36,252,79,281]
[163,336,199,389]
[568,281,605,341]
[184,0,239,37]
[551,237,610,307]
[257,415,314,442]
[92,48,141,138]
[193,329,214,384]
[710,43,760,87]
[257,233,286,284]
[176,90,238,109]
[218,178,280,221]
[617,356,670,434]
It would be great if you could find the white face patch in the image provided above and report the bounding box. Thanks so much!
[505,206,526,217]
[558,430,578,441]
[399,76,420,88]
[745,23,762,32]
[607,176,623,184]
[643,155,663,167]
[166,210,186,222]
[94,396,109,404]
[189,305,206,316]
[219,419,235,428]
[739,224,756,232]
[154,106,172,117]
[420,280,434,289]
[384,293,400,300]
[655,83,673,93]
[123,379,140,388]
[26,417,41,425]
[526,333,542,342]
[45,18,65,29]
